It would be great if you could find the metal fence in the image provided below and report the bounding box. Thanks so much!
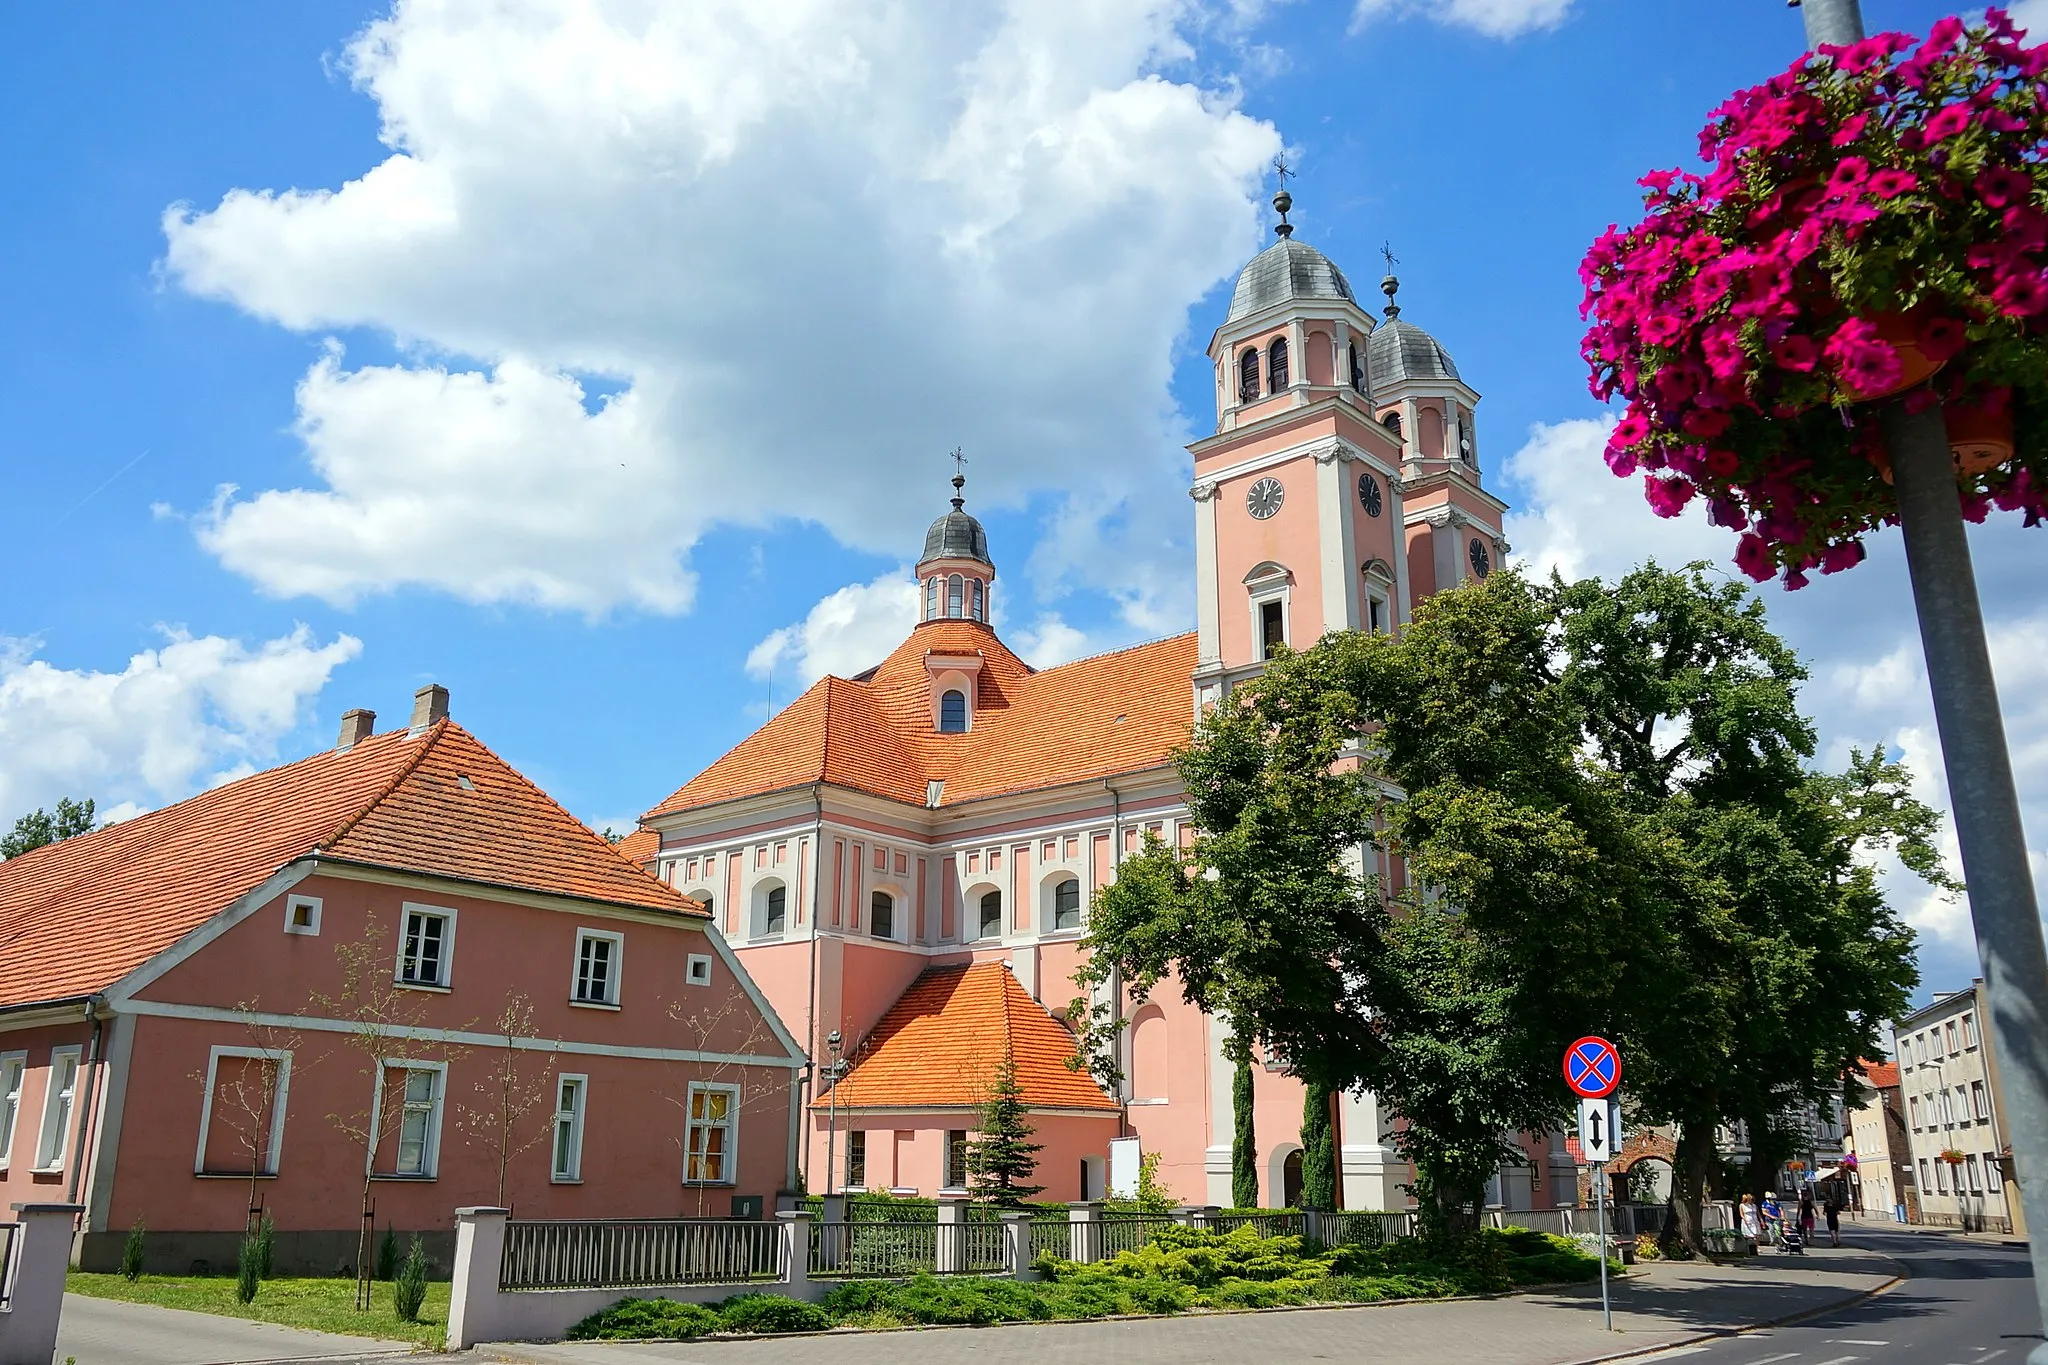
[499,1218,784,1290]
[1100,1214,1179,1256]
[958,1221,1010,1274]
[808,1220,938,1278]
[1029,1214,1071,1261]
[1322,1210,1416,1246]
[1197,1211,1306,1238]
[1492,1208,1578,1237]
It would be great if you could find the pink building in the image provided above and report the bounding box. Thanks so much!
[633,198,1577,1211]
[0,686,802,1274]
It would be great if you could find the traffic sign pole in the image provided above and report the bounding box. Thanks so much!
[1596,1160,1610,1331]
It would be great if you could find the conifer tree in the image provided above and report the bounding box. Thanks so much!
[967,1054,1043,1206]
[1231,1050,1259,1209]
[1300,1080,1337,1212]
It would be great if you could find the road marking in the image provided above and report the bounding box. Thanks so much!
[1747,1353,1802,1365]
[1810,1356,1863,1365]
[1829,1342,1889,1347]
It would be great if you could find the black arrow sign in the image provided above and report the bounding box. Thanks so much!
[1588,1106,1605,1152]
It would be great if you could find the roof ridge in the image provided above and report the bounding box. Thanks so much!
[318,721,449,851]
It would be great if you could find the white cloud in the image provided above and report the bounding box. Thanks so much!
[1501,415,2048,994]
[1351,0,1574,40]
[1011,614,1095,668]
[2010,0,2048,42]
[0,627,361,831]
[746,570,919,688]
[162,0,1282,618]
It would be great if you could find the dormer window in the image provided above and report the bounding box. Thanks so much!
[939,690,968,733]
[1237,348,1260,403]
[1267,338,1290,391]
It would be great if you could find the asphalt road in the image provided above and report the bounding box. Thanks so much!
[1635,1225,2042,1365]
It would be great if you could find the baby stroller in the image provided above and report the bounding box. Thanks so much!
[1779,1206,1806,1254]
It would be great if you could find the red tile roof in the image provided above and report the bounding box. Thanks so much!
[1860,1059,1900,1089]
[0,720,698,1010]
[613,827,660,867]
[818,961,1117,1112]
[648,623,1197,818]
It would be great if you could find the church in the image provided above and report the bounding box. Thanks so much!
[626,192,1570,1211]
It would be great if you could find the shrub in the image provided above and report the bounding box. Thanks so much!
[1204,1277,1310,1309]
[254,1214,276,1279]
[818,1280,898,1316]
[568,1298,722,1341]
[886,1274,1048,1325]
[1036,1275,1135,1320]
[375,1226,398,1281]
[235,1236,261,1305]
[393,1236,429,1323]
[120,1219,146,1282]
[717,1293,832,1334]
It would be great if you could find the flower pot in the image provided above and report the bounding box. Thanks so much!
[1842,311,1949,402]
[1862,399,2014,484]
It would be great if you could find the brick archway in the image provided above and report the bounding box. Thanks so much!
[1610,1130,1676,1174]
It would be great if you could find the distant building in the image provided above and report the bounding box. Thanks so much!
[0,687,802,1274]
[1844,1058,1913,1219]
[1896,982,2022,1235]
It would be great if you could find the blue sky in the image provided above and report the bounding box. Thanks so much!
[1,0,2035,1003]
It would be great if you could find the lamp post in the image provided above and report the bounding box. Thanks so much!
[1785,5,2048,1356]
[824,1029,844,1197]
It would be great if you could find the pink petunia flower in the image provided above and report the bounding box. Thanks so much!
[1992,270,2048,316]
[1642,312,1685,346]
[1604,445,1639,477]
[1924,103,1973,142]
[1978,166,2034,208]
[1734,534,1776,582]
[1645,476,1697,518]
[1704,448,1740,478]
[1683,408,1733,438]
[1915,314,1969,363]
[1825,317,1904,394]
[1819,541,1866,575]
[1827,158,1872,196]
[1612,409,1651,446]
[1774,335,1820,371]
[1868,168,1918,200]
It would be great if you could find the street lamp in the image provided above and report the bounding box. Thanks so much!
[824,1029,844,1197]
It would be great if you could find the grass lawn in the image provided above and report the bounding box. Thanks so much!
[67,1272,450,1349]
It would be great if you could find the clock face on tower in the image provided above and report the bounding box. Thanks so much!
[1357,472,1383,518]
[1469,537,1492,578]
[1246,477,1285,520]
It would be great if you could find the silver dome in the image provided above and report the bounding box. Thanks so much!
[1366,315,1460,389]
[1225,238,1356,324]
[920,508,991,568]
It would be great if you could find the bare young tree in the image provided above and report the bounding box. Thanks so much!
[662,995,794,1218]
[312,919,468,1310]
[452,993,561,1208]
[188,1002,311,1237]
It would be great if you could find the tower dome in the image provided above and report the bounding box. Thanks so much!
[1225,238,1357,324]
[920,484,992,570]
[1366,274,1460,389]
[916,474,995,625]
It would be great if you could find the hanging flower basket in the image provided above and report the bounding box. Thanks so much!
[1940,1148,1968,1165]
[1580,10,2048,588]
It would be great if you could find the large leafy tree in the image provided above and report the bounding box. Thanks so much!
[2,796,97,858]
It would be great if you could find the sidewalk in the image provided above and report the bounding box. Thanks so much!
[56,1293,409,1365]
[476,1247,1902,1365]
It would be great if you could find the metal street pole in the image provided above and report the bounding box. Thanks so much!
[1596,1160,1610,1331]
[1786,7,2048,1356]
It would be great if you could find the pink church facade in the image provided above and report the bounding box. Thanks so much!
[632,197,1578,1213]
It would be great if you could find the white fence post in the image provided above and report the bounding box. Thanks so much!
[446,1206,509,1351]
[936,1196,966,1274]
[0,1202,82,1365]
[1068,1201,1103,1264]
[1000,1211,1035,1281]
[778,1210,811,1296]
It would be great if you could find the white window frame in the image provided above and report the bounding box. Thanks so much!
[975,889,1004,942]
[755,882,788,939]
[367,1059,447,1179]
[1986,1153,2004,1191]
[552,1073,587,1183]
[35,1045,82,1172]
[870,890,898,942]
[845,1129,867,1191]
[394,903,458,991]
[193,1045,294,1176]
[1047,876,1084,934]
[682,1081,740,1186]
[0,1051,24,1169]
[570,927,625,1009]
[1245,564,1292,662]
[283,893,322,936]
[685,953,714,987]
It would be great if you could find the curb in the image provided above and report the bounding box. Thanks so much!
[1548,1254,1910,1365]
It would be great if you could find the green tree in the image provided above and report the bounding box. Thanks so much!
[2,796,97,858]
[966,1054,1042,1207]
[1299,1080,1336,1212]
[1232,1050,1258,1209]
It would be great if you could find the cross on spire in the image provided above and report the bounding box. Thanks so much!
[949,447,968,509]
[1380,241,1403,317]
[1271,157,1296,239]
[1381,241,1399,274]
[1272,156,1294,187]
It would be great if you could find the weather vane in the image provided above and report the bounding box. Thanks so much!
[1272,155,1294,187]
[1381,240,1400,274]
[949,447,969,479]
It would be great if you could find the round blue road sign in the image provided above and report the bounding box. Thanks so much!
[1564,1036,1621,1099]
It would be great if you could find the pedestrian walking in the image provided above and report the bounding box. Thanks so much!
[1739,1193,1761,1247]
[1799,1190,1817,1244]
[1761,1192,1784,1246]
[1825,1198,1842,1248]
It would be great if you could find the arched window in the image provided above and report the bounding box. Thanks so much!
[978,890,1003,940]
[939,689,968,733]
[1383,410,1403,438]
[1129,1004,1168,1102]
[1237,348,1261,403]
[1349,343,1366,392]
[925,577,938,620]
[697,892,715,920]
[947,575,964,618]
[1053,877,1082,932]
[1268,337,1290,391]
[971,579,984,621]
[870,891,894,940]
[763,885,786,936]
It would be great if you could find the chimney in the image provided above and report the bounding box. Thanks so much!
[409,684,450,736]
[335,709,377,751]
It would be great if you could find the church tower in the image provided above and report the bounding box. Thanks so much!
[1188,191,1506,712]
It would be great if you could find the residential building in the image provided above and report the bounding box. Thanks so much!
[1896,982,2021,1234]
[630,195,1533,1210]
[0,687,802,1274]
[1844,1058,1913,1219]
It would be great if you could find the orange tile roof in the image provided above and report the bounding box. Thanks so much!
[648,622,1197,818]
[0,720,697,1010]
[818,961,1117,1112]
[1860,1059,1900,1089]
[612,827,660,867]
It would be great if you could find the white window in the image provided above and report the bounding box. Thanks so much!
[552,1075,587,1182]
[194,1045,293,1176]
[685,954,713,987]
[971,579,985,621]
[0,1052,24,1168]
[925,577,939,620]
[756,883,788,937]
[846,1130,867,1189]
[371,1061,446,1178]
[1967,1154,1983,1194]
[947,575,965,618]
[1972,1081,1989,1122]
[977,890,1003,941]
[684,1082,738,1184]
[283,894,322,936]
[1962,1013,1977,1048]
[1986,1153,2004,1192]
[871,891,896,940]
[1052,877,1082,932]
[572,928,624,1007]
[397,905,456,988]
[1366,589,1390,635]
[35,1046,81,1171]
[945,1129,969,1190]
[1931,1028,1945,1060]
